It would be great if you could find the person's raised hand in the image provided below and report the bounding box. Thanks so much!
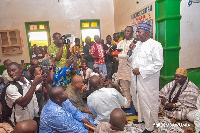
[82,84,88,92]
[66,55,74,67]
[32,74,46,86]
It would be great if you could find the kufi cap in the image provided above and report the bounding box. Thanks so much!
[137,21,151,32]
[0,75,2,78]
[175,68,187,77]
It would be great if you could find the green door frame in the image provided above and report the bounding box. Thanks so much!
[25,21,51,59]
[155,0,181,89]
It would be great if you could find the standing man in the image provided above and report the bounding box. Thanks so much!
[83,36,94,69]
[112,33,120,73]
[112,33,120,45]
[117,26,134,108]
[91,35,107,76]
[47,32,72,68]
[104,35,114,82]
[129,21,163,132]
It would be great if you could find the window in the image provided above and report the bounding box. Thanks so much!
[25,21,50,59]
[80,20,100,43]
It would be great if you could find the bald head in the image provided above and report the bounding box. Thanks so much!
[89,75,100,88]
[89,76,103,93]
[49,86,64,101]
[13,120,37,133]
[110,108,126,131]
[49,86,67,105]
[71,75,84,90]
[72,75,83,84]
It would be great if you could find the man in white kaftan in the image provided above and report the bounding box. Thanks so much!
[87,75,127,125]
[129,21,163,132]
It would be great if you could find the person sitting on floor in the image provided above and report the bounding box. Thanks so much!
[0,102,14,133]
[39,86,95,133]
[94,108,127,133]
[5,62,44,125]
[87,75,127,125]
[12,119,38,133]
[159,68,199,123]
[66,75,91,114]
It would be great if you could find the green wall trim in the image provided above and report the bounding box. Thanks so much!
[156,0,180,3]
[156,15,182,22]
[187,67,200,73]
[163,46,181,51]
[187,68,200,88]
[160,75,174,80]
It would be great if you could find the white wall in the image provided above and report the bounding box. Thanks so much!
[180,1,200,69]
[0,0,115,65]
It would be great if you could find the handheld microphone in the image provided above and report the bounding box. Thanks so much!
[127,38,138,57]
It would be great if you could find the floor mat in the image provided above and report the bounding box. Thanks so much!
[124,102,188,132]
[125,117,188,133]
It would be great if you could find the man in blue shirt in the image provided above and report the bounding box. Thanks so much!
[40,86,95,133]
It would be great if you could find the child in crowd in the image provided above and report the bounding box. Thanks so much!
[79,61,93,84]
[12,120,38,133]
[90,64,100,77]
[94,108,127,133]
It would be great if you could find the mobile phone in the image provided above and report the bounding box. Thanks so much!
[21,60,24,64]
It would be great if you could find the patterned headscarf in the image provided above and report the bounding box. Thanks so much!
[137,21,151,32]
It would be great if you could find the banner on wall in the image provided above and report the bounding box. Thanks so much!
[131,3,155,39]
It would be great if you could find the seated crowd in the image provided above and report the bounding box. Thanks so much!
[0,23,199,133]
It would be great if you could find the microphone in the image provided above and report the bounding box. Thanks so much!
[127,38,138,57]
